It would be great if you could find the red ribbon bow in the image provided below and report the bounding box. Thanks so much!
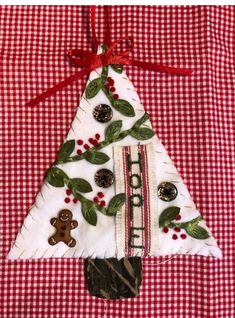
[26,7,193,107]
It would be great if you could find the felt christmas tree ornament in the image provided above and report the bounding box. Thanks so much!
[7,6,222,299]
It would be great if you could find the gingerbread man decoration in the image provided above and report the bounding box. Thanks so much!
[48,209,78,247]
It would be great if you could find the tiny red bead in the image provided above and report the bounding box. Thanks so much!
[64,197,70,204]
[181,234,187,240]
[97,192,104,198]
[107,77,114,85]
[77,139,83,145]
[89,138,98,146]
[88,138,95,144]
[95,133,100,140]
[113,94,119,100]
[66,189,72,196]
[93,197,99,203]
[105,83,110,89]
[110,87,116,92]
[73,198,78,203]
[77,149,82,156]
[172,234,178,240]
[100,200,106,207]
[163,227,169,233]
[175,215,181,221]
[84,144,90,150]
[174,227,181,232]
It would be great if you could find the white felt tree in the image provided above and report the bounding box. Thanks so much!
[7,59,222,261]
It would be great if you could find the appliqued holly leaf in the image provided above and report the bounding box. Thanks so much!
[46,166,68,187]
[68,178,92,193]
[112,99,135,117]
[130,127,154,140]
[111,64,123,74]
[185,224,210,240]
[105,120,122,140]
[57,140,75,161]
[107,193,126,216]
[83,150,110,165]
[85,78,102,99]
[81,200,97,226]
[133,112,150,128]
[159,207,180,227]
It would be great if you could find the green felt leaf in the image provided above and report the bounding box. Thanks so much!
[130,127,154,140]
[185,224,210,240]
[68,178,92,194]
[46,166,68,187]
[81,200,97,226]
[159,207,181,227]
[112,99,135,117]
[111,64,123,74]
[107,193,126,216]
[57,140,75,161]
[105,120,122,140]
[83,150,110,165]
[85,78,102,99]
[133,113,150,129]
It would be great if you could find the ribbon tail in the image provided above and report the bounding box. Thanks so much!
[129,59,193,76]
[26,67,91,107]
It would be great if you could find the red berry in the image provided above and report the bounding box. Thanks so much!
[95,133,100,140]
[84,144,90,150]
[88,137,95,144]
[163,227,169,233]
[172,234,178,240]
[105,83,110,89]
[113,94,119,100]
[181,234,187,240]
[73,198,78,204]
[100,200,106,207]
[93,197,99,203]
[175,215,181,221]
[174,227,181,233]
[66,189,72,196]
[77,149,82,156]
[89,138,98,146]
[77,139,83,145]
[107,77,114,85]
[64,197,70,204]
[97,192,104,198]
[110,87,116,92]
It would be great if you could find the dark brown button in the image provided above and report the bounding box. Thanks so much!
[93,104,113,123]
[95,169,114,188]
[157,182,178,202]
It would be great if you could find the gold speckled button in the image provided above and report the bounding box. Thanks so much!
[95,169,114,188]
[93,104,113,123]
[157,182,178,202]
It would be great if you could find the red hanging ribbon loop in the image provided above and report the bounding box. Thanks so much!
[26,7,193,107]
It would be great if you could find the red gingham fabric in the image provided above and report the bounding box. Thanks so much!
[0,5,234,318]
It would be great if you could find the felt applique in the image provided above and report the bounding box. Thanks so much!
[7,6,222,300]
[7,45,221,258]
[48,210,78,247]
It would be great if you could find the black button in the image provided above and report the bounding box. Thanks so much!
[157,182,178,202]
[95,169,114,188]
[93,104,113,123]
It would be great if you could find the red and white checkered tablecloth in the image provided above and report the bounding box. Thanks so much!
[0,5,234,318]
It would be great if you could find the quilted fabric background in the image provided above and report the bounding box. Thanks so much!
[0,5,234,318]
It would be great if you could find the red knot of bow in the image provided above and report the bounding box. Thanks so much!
[26,9,193,107]
[67,41,131,70]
